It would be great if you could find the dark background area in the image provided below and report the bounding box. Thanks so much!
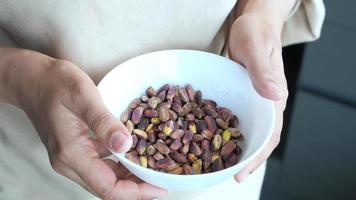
[261,1,356,199]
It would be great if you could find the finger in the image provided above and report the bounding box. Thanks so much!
[234,129,281,182]
[63,168,99,197]
[103,159,132,179]
[234,81,286,182]
[244,46,285,101]
[104,159,145,184]
[92,139,112,158]
[85,106,132,153]
[234,97,285,182]
[116,180,167,200]
[104,159,146,184]
[63,77,132,153]
[51,159,98,197]
[71,147,167,200]
[126,174,145,184]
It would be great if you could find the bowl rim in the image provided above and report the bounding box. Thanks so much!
[98,49,276,178]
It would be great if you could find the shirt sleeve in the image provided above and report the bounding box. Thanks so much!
[281,0,326,46]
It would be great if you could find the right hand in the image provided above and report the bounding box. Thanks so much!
[18,58,167,199]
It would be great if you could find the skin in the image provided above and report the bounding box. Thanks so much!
[229,0,296,182]
[0,48,166,200]
[0,0,296,199]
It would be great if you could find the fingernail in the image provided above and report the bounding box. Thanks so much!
[270,82,284,99]
[110,132,129,152]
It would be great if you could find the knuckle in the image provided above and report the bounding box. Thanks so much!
[67,77,96,116]
[101,187,115,200]
[137,184,147,200]
[89,112,113,136]
[52,59,74,72]
[56,148,71,164]
[49,60,91,103]
[50,159,64,175]
[272,132,281,148]
[52,59,92,94]
[115,180,144,200]
[276,85,288,109]
[284,89,289,100]
[49,139,71,164]
[70,78,89,103]
[46,135,72,175]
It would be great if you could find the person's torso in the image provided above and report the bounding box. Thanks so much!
[0,0,236,82]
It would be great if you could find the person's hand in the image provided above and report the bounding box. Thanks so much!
[17,57,167,199]
[228,11,288,182]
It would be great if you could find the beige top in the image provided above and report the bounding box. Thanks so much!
[0,1,325,199]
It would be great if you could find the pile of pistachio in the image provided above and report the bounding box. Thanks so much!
[121,84,244,175]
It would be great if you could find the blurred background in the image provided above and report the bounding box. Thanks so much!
[260,1,356,199]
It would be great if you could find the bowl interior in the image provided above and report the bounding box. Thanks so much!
[98,50,275,189]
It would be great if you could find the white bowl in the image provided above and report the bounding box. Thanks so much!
[97,50,275,191]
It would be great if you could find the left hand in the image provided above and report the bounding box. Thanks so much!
[228,12,288,182]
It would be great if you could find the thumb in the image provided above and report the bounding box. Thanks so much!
[84,105,133,153]
[247,61,284,100]
[65,81,133,153]
[239,47,285,101]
